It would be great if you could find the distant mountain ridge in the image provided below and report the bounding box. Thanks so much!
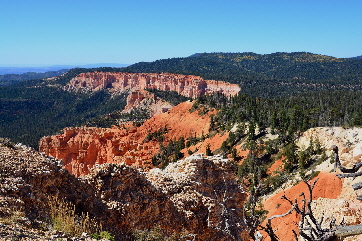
[0,69,69,86]
[124,52,362,97]
[0,63,128,75]
[0,63,129,86]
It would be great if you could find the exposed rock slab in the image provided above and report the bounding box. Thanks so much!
[297,127,362,165]
[297,127,362,200]
[260,127,362,240]
[262,172,343,241]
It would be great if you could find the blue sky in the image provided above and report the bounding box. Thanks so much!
[1,0,361,66]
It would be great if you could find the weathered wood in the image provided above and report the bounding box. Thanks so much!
[336,171,362,179]
[336,160,362,173]
[267,204,296,226]
[333,146,362,239]
[352,182,362,190]
[333,145,362,173]
[356,195,362,201]
[335,224,362,238]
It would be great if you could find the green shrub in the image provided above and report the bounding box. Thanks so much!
[205,144,213,156]
[91,231,115,241]
[133,226,193,241]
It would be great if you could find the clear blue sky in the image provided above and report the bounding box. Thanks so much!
[1,0,361,66]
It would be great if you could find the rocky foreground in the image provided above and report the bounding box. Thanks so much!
[0,139,247,240]
[6,121,362,240]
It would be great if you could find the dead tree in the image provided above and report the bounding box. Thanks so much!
[243,145,362,240]
[275,179,337,241]
[332,144,362,238]
[245,179,339,241]
[243,182,265,241]
[333,145,362,200]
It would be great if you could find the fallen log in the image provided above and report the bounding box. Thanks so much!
[335,224,362,238]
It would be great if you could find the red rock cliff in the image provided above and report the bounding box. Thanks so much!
[64,72,240,98]
[39,101,214,176]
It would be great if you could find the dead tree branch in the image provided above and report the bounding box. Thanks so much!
[333,145,362,200]
[333,145,362,173]
[262,179,339,241]
[245,145,362,240]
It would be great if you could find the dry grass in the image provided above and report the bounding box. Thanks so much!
[46,195,101,237]
[0,207,26,225]
[133,226,196,241]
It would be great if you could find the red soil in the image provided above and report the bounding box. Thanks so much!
[267,157,285,175]
[262,171,342,241]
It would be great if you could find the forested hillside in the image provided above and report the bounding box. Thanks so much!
[0,69,69,86]
[0,86,127,148]
[124,52,362,97]
[0,68,128,148]
[3,53,362,240]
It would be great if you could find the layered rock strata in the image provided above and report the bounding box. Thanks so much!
[0,141,248,240]
[64,72,240,98]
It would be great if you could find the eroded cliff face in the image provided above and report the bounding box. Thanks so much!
[0,141,248,240]
[39,101,214,176]
[64,72,241,98]
[122,89,173,117]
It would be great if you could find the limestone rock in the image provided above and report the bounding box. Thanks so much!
[261,127,362,240]
[297,127,362,165]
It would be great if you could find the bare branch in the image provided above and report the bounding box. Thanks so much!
[336,171,362,179]
[352,182,362,190]
[333,145,362,173]
[267,204,297,228]
[335,224,362,238]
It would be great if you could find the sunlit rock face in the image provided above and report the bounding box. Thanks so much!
[65,72,240,98]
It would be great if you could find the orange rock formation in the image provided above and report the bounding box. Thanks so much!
[65,72,240,98]
[39,101,214,176]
